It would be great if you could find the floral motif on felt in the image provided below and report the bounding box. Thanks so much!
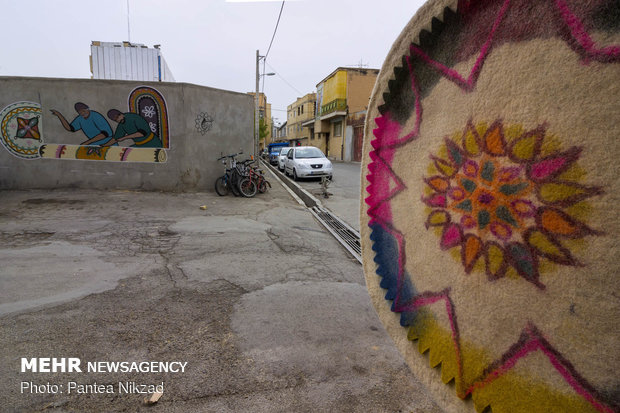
[422,120,603,289]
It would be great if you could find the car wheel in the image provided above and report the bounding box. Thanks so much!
[293,169,298,181]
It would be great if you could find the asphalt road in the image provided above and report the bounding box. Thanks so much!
[278,161,362,232]
[0,182,441,412]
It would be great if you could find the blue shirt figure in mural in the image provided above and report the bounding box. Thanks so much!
[50,102,116,146]
[105,109,163,148]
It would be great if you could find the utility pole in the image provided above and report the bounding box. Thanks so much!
[127,0,131,42]
[254,50,260,160]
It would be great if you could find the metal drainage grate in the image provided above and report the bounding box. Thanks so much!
[310,206,361,264]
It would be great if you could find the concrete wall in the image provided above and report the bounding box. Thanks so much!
[0,76,253,191]
[346,69,378,113]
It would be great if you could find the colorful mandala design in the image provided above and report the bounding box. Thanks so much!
[422,120,602,289]
[0,101,43,159]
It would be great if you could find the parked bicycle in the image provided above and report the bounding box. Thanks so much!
[215,153,271,198]
[215,152,242,196]
[246,160,272,194]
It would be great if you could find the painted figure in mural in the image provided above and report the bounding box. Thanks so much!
[50,103,116,146]
[105,109,163,148]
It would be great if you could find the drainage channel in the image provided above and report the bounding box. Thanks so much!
[261,159,362,264]
[309,206,362,264]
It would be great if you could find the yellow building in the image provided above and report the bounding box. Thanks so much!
[286,93,316,147]
[247,92,272,151]
[313,67,379,161]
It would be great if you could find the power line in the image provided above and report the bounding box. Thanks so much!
[266,62,304,96]
[265,1,285,60]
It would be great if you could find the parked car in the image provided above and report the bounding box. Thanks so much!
[268,143,290,165]
[284,146,333,180]
[268,149,280,165]
[277,147,292,171]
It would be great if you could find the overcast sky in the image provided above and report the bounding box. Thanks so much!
[0,0,425,123]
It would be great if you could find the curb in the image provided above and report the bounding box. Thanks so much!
[260,159,324,209]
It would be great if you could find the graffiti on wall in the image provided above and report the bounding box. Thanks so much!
[0,86,169,163]
[195,111,214,135]
[196,112,213,135]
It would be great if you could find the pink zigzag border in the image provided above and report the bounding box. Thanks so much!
[364,1,620,412]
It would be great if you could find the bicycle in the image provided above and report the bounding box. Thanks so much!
[246,160,272,194]
[235,159,258,197]
[215,154,270,198]
[215,152,243,196]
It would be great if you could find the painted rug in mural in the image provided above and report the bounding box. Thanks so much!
[39,144,167,163]
[360,1,619,413]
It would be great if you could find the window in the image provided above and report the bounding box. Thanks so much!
[334,121,342,137]
[295,147,324,158]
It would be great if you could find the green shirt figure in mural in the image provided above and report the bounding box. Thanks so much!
[106,110,163,148]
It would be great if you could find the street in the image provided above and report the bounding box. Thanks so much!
[0,182,440,412]
[278,161,362,232]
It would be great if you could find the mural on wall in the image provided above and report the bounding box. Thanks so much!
[0,86,169,163]
[195,111,214,135]
[50,102,114,146]
[361,1,619,413]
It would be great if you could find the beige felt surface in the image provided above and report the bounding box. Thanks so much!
[360,1,620,412]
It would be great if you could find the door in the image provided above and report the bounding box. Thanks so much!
[353,125,364,162]
[325,133,330,157]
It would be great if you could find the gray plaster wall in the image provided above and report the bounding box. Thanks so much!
[0,76,253,191]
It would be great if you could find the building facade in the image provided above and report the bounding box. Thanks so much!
[90,41,175,82]
[286,93,316,147]
[247,92,272,151]
[312,67,379,161]
[276,121,287,140]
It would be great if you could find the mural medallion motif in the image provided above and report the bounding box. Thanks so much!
[0,101,43,159]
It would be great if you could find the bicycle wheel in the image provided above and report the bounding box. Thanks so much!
[239,177,257,198]
[214,176,229,196]
[258,179,271,193]
[230,171,242,197]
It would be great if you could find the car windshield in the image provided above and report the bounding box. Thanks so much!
[279,148,290,155]
[295,147,324,159]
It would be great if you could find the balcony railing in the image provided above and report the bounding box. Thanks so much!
[320,99,347,117]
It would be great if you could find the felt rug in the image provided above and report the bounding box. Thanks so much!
[360,1,619,412]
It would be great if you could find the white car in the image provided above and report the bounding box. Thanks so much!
[277,147,292,171]
[284,146,333,180]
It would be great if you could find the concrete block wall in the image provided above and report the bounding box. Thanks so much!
[0,76,253,191]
